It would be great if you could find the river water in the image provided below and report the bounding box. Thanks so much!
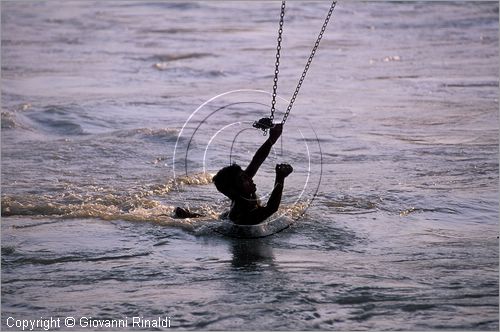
[1,1,498,330]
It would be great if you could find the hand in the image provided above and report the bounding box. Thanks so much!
[269,123,283,144]
[275,163,293,178]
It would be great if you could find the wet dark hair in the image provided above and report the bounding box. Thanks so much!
[212,163,243,200]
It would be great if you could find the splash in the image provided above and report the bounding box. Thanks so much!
[278,200,310,219]
[1,172,218,227]
[1,111,31,130]
[172,172,214,186]
[1,171,311,234]
[324,195,379,215]
[147,172,214,196]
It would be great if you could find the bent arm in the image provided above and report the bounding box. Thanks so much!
[239,175,285,225]
[263,175,285,214]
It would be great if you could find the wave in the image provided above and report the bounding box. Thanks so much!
[118,2,201,10]
[1,194,306,233]
[1,103,34,130]
[148,53,214,62]
[111,127,179,142]
[139,28,197,35]
[323,194,379,215]
[4,102,181,143]
[1,172,307,231]
[22,105,89,136]
[1,111,21,129]
[399,206,459,217]
[152,65,226,78]
[1,173,213,215]
[1,192,214,228]
[2,251,152,267]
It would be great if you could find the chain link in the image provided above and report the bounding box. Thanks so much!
[270,0,286,121]
[271,1,337,125]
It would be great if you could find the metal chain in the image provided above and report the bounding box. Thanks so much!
[279,1,337,125]
[270,1,286,121]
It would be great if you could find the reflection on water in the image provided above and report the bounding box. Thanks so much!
[229,239,275,269]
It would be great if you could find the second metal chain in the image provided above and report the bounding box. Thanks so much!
[273,1,337,125]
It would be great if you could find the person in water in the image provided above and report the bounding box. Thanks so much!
[212,123,293,225]
[173,123,292,222]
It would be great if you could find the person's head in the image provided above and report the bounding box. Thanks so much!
[212,164,256,200]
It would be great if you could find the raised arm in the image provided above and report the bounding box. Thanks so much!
[244,124,283,178]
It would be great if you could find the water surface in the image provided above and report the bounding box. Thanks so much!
[1,1,498,330]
